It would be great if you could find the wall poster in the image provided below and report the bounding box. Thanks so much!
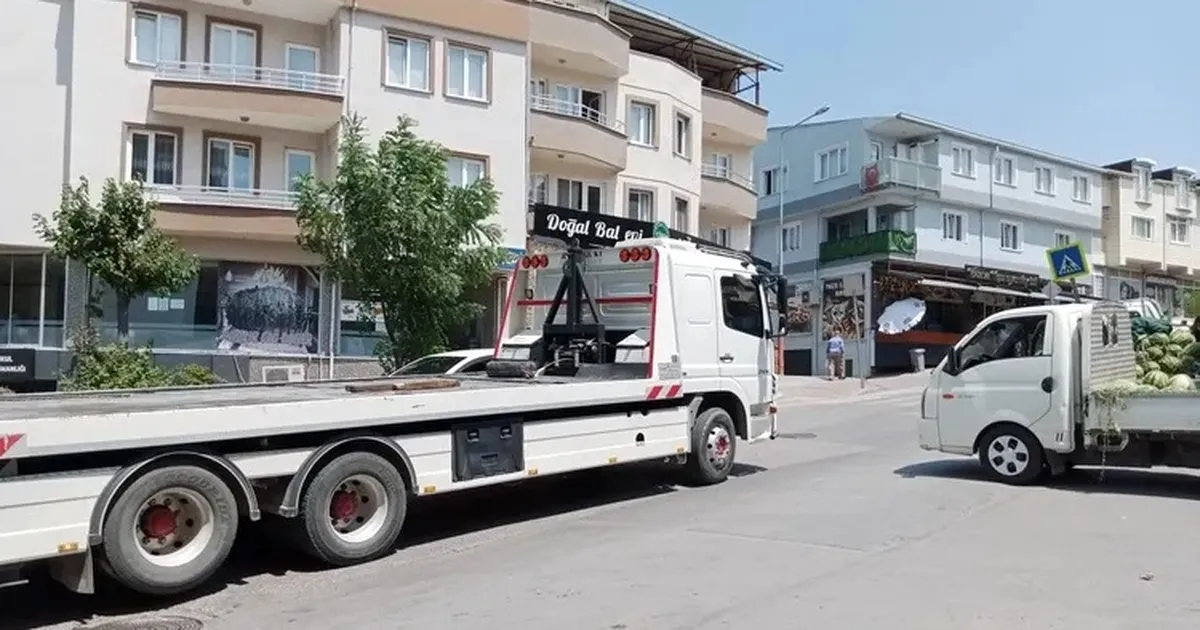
[217,263,320,354]
[821,276,865,340]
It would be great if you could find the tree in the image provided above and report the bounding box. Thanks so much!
[295,114,505,371]
[34,178,199,339]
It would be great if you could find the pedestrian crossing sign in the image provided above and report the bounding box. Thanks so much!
[1045,242,1090,281]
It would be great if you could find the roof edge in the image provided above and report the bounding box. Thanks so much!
[608,0,783,72]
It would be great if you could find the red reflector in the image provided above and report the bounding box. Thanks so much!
[768,404,778,414]
[538,254,549,267]
[640,246,652,260]
[619,249,631,262]
[520,256,531,268]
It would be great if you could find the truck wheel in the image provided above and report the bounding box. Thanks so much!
[684,407,737,486]
[294,452,407,566]
[978,426,1045,486]
[100,465,238,596]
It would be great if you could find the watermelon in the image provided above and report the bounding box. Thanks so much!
[1167,344,1186,357]
[1170,330,1196,346]
[1145,370,1171,389]
[1143,360,1161,373]
[1135,364,1146,378]
[1135,383,1160,393]
[1149,332,1172,346]
[1185,342,1200,358]
[1167,374,1195,391]
[1160,355,1184,374]
[1148,346,1166,361]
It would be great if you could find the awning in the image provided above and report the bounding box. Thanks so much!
[972,285,1031,298]
[919,278,977,291]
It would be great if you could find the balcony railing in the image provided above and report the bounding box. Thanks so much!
[154,62,346,96]
[819,230,917,263]
[148,184,298,210]
[700,163,755,190]
[861,157,941,193]
[530,94,625,133]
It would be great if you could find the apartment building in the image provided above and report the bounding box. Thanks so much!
[751,113,1106,376]
[0,0,775,389]
[1099,159,1197,313]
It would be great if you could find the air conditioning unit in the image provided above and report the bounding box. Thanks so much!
[262,364,306,383]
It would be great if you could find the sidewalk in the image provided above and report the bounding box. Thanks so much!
[776,370,930,404]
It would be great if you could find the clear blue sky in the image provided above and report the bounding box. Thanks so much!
[635,0,1199,169]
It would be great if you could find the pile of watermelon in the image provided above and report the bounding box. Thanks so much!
[1134,321,1198,391]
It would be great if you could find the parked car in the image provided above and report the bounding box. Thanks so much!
[390,348,494,376]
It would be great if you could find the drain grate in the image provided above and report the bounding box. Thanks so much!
[86,616,204,630]
[774,432,817,440]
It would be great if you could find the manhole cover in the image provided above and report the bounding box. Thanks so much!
[86,616,204,630]
[775,432,817,440]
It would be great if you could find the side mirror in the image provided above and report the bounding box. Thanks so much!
[945,349,960,374]
[775,313,789,338]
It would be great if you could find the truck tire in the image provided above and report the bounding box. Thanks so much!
[684,407,737,486]
[978,425,1045,486]
[294,452,408,566]
[100,465,239,596]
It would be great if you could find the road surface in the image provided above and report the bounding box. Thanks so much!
[8,382,1200,629]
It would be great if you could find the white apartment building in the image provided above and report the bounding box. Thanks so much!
[0,0,777,387]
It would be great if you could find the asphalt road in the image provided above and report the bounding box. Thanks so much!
[9,388,1200,630]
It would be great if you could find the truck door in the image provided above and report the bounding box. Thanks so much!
[937,313,1057,451]
[717,272,771,441]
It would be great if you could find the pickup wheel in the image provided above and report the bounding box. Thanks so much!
[978,426,1045,486]
[684,407,737,486]
[294,452,407,566]
[100,465,238,596]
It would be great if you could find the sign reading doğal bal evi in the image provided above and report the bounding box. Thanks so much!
[0,348,34,383]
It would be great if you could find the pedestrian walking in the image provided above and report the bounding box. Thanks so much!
[826,332,845,380]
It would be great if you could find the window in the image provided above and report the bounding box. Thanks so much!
[556,179,603,213]
[999,221,1022,252]
[628,101,656,146]
[781,224,801,251]
[1072,175,1090,202]
[951,145,975,177]
[447,44,487,100]
[1134,166,1151,202]
[132,10,182,65]
[1054,231,1074,248]
[1132,216,1154,240]
[673,113,692,158]
[285,149,315,192]
[708,153,732,178]
[545,84,604,123]
[941,211,965,242]
[284,43,320,90]
[869,141,883,163]
[385,34,430,91]
[719,275,763,338]
[206,137,255,190]
[446,156,485,187]
[956,315,1048,373]
[208,23,257,81]
[815,145,848,181]
[673,197,689,232]
[528,173,548,204]
[761,167,781,196]
[1176,177,1192,209]
[1033,166,1054,194]
[1170,217,1190,244]
[710,228,729,247]
[128,129,178,185]
[627,188,654,221]
[993,155,1016,186]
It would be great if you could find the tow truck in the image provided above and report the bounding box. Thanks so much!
[0,236,787,596]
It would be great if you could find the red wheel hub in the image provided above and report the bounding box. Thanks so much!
[330,491,357,520]
[141,506,178,538]
[715,435,730,457]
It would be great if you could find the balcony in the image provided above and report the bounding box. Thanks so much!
[190,0,341,24]
[151,62,344,133]
[700,164,756,220]
[701,89,767,147]
[529,95,627,174]
[529,0,630,78]
[148,185,300,243]
[861,157,941,194]
[819,230,917,264]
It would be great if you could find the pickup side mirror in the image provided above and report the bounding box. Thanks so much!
[944,349,960,375]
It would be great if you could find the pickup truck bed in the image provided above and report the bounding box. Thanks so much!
[1089,392,1200,434]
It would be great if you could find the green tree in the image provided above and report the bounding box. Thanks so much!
[295,114,505,371]
[34,178,199,339]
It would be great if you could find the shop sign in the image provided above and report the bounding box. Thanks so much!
[0,348,34,383]
[964,265,1043,290]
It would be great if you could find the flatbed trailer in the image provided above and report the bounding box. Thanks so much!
[0,238,788,596]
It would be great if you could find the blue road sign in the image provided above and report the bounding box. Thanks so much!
[497,247,526,271]
[1045,242,1090,281]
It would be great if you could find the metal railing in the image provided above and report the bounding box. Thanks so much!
[147,184,298,210]
[529,94,625,133]
[700,163,755,190]
[861,157,941,193]
[154,62,345,96]
[532,0,607,16]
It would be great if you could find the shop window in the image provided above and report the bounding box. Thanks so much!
[0,256,10,344]
[91,264,220,350]
[338,283,386,358]
[9,255,46,345]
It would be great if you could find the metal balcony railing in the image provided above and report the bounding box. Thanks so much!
[861,157,941,193]
[700,163,755,190]
[148,184,298,210]
[530,94,625,133]
[154,62,345,96]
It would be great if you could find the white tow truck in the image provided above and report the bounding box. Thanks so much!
[919,300,1200,484]
[0,237,786,596]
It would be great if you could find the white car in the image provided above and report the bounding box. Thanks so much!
[391,348,495,376]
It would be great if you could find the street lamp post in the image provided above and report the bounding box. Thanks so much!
[773,105,830,376]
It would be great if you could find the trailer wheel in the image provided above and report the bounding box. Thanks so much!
[684,407,737,486]
[100,465,238,595]
[294,452,407,566]
[978,425,1045,486]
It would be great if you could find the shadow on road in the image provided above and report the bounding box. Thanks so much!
[894,459,1200,500]
[1,461,765,630]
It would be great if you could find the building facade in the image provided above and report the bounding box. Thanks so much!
[0,0,775,389]
[752,114,1106,376]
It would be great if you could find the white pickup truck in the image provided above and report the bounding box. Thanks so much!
[919,300,1200,484]
[0,238,786,597]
